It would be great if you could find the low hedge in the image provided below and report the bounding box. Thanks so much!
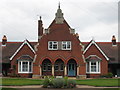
[43,76,76,88]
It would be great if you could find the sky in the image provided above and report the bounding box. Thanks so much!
[0,0,119,42]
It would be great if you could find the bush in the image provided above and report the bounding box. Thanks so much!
[43,77,49,88]
[67,79,76,88]
[43,76,76,88]
[64,76,68,87]
[43,76,54,88]
[100,73,113,78]
[52,78,64,88]
[106,73,113,78]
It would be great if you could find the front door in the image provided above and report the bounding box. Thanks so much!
[68,63,76,76]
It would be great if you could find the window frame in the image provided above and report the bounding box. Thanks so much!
[61,41,71,50]
[48,41,58,50]
[18,60,33,73]
[42,63,52,71]
[86,61,100,74]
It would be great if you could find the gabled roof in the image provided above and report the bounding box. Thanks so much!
[2,41,119,64]
[10,40,36,60]
[83,40,109,61]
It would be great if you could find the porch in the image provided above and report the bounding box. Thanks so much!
[40,59,79,77]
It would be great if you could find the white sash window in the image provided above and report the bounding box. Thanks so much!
[86,61,100,74]
[18,61,32,73]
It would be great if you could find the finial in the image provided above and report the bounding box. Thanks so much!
[58,2,60,9]
[40,16,41,20]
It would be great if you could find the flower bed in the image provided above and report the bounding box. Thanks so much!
[43,76,76,88]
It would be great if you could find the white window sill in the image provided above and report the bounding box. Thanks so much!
[48,49,58,50]
[18,72,33,74]
[61,49,71,50]
[86,72,100,74]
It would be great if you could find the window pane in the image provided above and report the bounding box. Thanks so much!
[60,64,63,71]
[91,62,96,72]
[22,62,28,72]
[19,62,21,72]
[43,64,47,71]
[48,64,52,71]
[87,62,89,72]
[98,62,100,72]
[62,41,71,50]
[48,41,58,50]
[67,42,70,48]
[29,62,32,72]
[55,64,59,71]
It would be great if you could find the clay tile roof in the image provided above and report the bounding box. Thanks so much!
[2,41,119,64]
[2,42,37,63]
[82,42,119,64]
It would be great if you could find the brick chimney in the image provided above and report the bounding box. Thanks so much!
[38,16,43,41]
[2,35,7,46]
[112,35,116,46]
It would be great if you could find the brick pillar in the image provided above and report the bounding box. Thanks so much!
[52,64,54,76]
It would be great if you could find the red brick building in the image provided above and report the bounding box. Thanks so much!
[1,5,120,78]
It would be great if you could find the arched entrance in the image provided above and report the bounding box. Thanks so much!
[54,59,64,76]
[42,59,52,76]
[67,59,77,76]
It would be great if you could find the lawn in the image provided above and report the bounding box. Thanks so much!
[1,78,43,86]
[76,78,119,87]
[1,78,119,87]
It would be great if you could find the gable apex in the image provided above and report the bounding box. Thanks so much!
[10,39,35,60]
[83,40,109,61]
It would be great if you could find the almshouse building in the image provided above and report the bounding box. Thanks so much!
[1,5,120,78]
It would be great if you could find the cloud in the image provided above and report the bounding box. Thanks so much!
[0,0,118,42]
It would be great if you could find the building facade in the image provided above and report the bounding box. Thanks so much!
[2,5,120,78]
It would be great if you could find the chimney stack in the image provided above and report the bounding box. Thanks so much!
[112,35,116,46]
[38,16,43,41]
[2,35,7,46]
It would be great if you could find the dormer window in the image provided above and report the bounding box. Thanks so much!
[48,41,58,50]
[62,41,71,50]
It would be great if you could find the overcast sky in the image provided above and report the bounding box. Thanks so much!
[0,0,119,42]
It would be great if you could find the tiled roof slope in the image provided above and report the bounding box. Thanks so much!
[2,42,37,63]
[1,42,119,64]
[82,42,119,64]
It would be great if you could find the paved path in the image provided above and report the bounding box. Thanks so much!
[1,85,119,90]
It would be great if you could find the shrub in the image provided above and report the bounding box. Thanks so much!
[52,78,64,88]
[64,76,68,87]
[100,73,113,78]
[43,77,49,88]
[43,76,76,89]
[42,76,54,88]
[106,73,113,78]
[67,79,76,88]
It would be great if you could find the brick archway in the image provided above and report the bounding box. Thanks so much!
[67,59,77,76]
[54,59,64,76]
[42,59,52,76]
[40,56,53,65]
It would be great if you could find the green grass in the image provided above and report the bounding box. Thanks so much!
[1,78,43,86]
[1,78,119,87]
[76,78,119,87]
